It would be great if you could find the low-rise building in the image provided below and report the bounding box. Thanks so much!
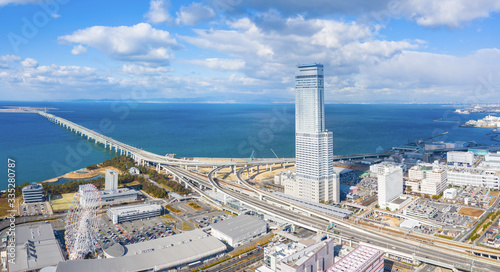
[408,163,447,195]
[22,184,44,203]
[443,188,458,199]
[56,229,226,272]
[325,245,384,272]
[447,151,474,165]
[100,188,138,205]
[8,223,64,272]
[128,167,141,175]
[211,215,267,247]
[258,238,336,272]
[447,167,500,189]
[107,203,162,224]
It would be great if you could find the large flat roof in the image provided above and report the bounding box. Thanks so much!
[22,183,42,191]
[8,224,64,272]
[108,203,161,216]
[326,245,383,272]
[56,229,226,272]
[211,215,267,240]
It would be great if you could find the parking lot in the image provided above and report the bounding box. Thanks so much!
[442,186,494,207]
[96,212,176,256]
[20,202,51,216]
[402,199,478,229]
[190,211,231,229]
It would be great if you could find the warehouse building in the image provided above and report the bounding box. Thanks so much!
[107,203,162,224]
[8,223,64,272]
[211,215,267,247]
[22,184,44,203]
[56,229,226,272]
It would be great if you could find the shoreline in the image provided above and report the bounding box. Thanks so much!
[40,166,122,184]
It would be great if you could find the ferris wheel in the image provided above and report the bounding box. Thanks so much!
[65,184,101,260]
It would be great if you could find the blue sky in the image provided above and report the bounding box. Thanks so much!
[0,0,500,103]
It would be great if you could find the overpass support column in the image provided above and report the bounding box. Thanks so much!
[196,165,198,171]
[257,165,259,174]
[185,165,188,170]
[233,166,236,175]
[259,194,263,201]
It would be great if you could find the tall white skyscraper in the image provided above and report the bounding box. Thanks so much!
[284,64,339,203]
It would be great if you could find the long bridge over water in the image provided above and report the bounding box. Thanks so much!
[38,111,389,168]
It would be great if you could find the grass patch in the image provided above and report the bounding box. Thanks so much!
[161,214,175,223]
[0,198,12,217]
[187,202,203,211]
[50,193,77,212]
[223,210,237,217]
[435,234,453,240]
[165,205,181,213]
[182,220,191,230]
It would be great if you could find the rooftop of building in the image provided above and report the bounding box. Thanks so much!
[105,168,118,174]
[100,187,136,196]
[282,239,333,268]
[297,63,323,68]
[211,215,267,239]
[107,203,161,215]
[8,223,65,272]
[22,183,43,191]
[325,245,383,272]
[56,229,226,272]
[390,196,408,205]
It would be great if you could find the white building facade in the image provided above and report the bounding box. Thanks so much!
[22,184,44,203]
[447,151,474,165]
[107,203,162,224]
[376,164,403,208]
[447,168,500,189]
[105,169,119,191]
[284,64,339,203]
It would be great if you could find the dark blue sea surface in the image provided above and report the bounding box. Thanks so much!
[0,102,497,190]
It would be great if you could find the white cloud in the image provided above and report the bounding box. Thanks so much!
[58,23,182,66]
[187,58,245,70]
[144,0,172,24]
[122,64,170,75]
[21,57,38,68]
[0,0,44,6]
[0,55,21,68]
[71,45,87,55]
[402,0,500,27]
[176,3,216,26]
[205,0,500,28]
[182,16,418,79]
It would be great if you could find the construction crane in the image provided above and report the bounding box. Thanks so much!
[247,150,255,161]
[270,149,279,159]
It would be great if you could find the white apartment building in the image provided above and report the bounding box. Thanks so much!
[447,151,474,165]
[408,163,447,195]
[105,168,119,191]
[447,167,500,189]
[376,164,403,208]
[284,64,339,203]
